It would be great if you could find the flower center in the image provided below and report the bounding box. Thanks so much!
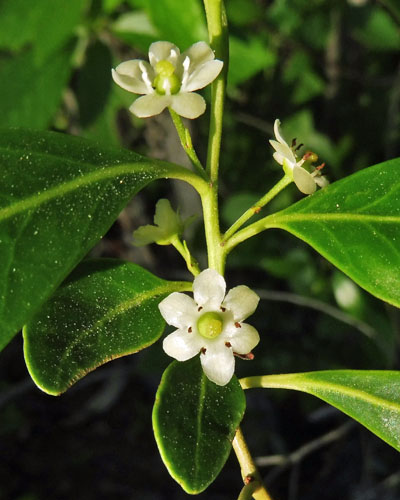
[197,312,223,340]
[153,60,181,95]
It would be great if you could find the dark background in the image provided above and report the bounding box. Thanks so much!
[0,0,400,498]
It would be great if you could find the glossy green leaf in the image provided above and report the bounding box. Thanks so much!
[24,259,191,395]
[153,357,246,494]
[241,370,400,452]
[0,129,202,351]
[261,159,400,307]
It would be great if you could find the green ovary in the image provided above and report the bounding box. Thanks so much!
[197,312,224,340]
[153,60,181,95]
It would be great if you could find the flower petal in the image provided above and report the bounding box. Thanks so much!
[228,323,260,354]
[223,285,260,322]
[273,118,287,145]
[112,60,154,94]
[170,92,206,119]
[163,329,201,361]
[153,199,180,232]
[158,292,197,329]
[182,41,215,67]
[193,269,226,309]
[149,41,180,66]
[269,140,296,166]
[183,60,223,92]
[314,174,329,188]
[200,345,235,386]
[293,165,316,195]
[129,94,171,118]
[133,224,162,246]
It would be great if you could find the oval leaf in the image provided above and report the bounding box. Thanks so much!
[23,259,191,395]
[267,159,400,307]
[0,129,201,350]
[241,370,400,451]
[153,357,246,494]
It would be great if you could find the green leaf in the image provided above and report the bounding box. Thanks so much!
[0,129,202,351]
[141,0,207,48]
[23,259,191,395]
[0,0,86,61]
[229,36,276,87]
[241,370,400,452]
[263,159,400,307]
[76,41,113,127]
[153,357,246,494]
[0,46,73,128]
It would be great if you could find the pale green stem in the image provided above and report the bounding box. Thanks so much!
[238,481,261,500]
[203,0,229,183]
[170,236,201,276]
[223,212,283,256]
[168,108,206,179]
[222,175,292,243]
[198,0,228,274]
[240,374,304,391]
[233,427,274,500]
[200,186,225,274]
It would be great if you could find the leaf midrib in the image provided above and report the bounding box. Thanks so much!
[0,161,156,220]
[271,212,400,226]
[57,281,192,377]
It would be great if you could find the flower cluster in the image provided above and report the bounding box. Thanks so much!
[159,269,260,386]
[112,41,223,119]
[270,119,328,194]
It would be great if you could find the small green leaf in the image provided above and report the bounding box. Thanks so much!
[153,357,246,494]
[0,129,203,351]
[24,259,191,395]
[265,159,400,307]
[241,370,400,452]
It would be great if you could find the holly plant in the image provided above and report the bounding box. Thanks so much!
[1,1,400,499]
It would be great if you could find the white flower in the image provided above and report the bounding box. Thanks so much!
[112,41,223,119]
[159,269,260,386]
[269,119,328,195]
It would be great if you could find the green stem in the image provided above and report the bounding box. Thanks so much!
[168,108,206,179]
[223,212,283,256]
[170,236,201,276]
[238,481,261,500]
[233,427,274,500]
[201,185,225,274]
[198,0,229,274]
[223,175,292,243]
[203,0,229,183]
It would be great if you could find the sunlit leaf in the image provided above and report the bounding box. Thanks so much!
[264,159,400,307]
[241,370,400,451]
[24,259,191,395]
[0,129,201,351]
[153,357,246,493]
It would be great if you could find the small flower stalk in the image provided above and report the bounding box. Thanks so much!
[270,119,328,195]
[112,41,223,119]
[159,269,260,386]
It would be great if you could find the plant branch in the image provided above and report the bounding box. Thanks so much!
[223,175,291,243]
[233,427,274,500]
[168,108,206,179]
